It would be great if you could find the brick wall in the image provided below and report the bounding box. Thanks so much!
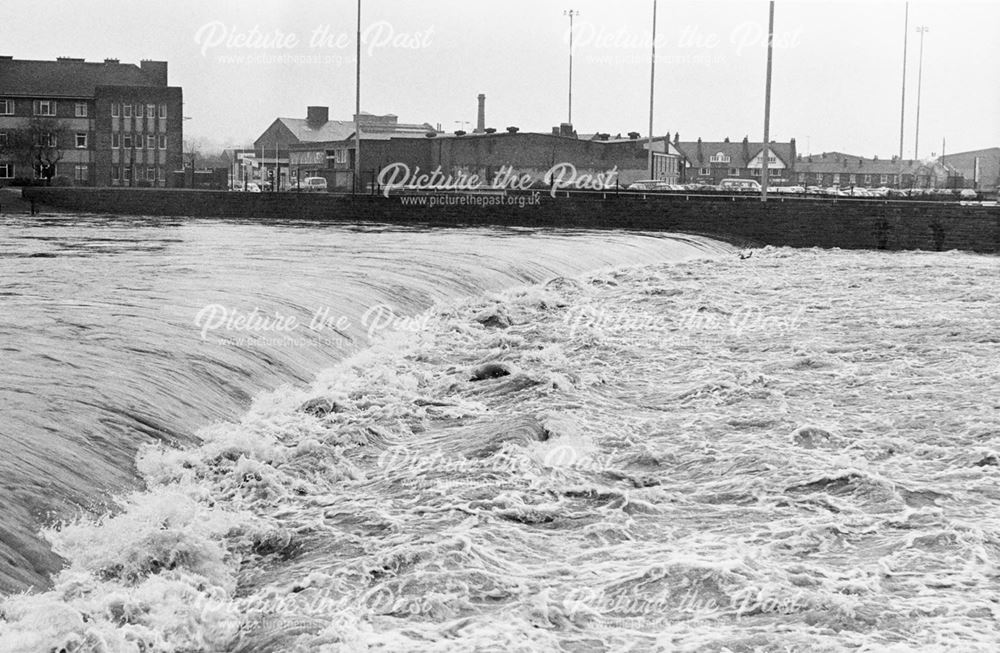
[21,187,1000,253]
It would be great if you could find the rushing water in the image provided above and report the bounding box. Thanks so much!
[0,214,725,598]
[1,215,998,652]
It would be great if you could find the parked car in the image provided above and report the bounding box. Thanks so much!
[244,182,262,193]
[959,189,978,199]
[627,180,668,191]
[719,178,762,192]
[301,177,328,192]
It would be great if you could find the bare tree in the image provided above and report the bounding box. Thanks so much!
[0,117,70,183]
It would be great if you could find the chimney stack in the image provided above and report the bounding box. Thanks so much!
[306,106,329,126]
[475,94,486,133]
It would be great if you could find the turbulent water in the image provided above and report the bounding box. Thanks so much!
[2,216,999,652]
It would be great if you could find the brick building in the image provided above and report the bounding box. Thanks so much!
[258,106,435,189]
[794,152,963,189]
[0,56,183,187]
[288,123,682,191]
[673,136,797,185]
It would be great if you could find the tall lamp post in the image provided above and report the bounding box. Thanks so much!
[564,9,579,126]
[898,3,909,161]
[353,0,362,194]
[913,25,928,159]
[647,0,657,179]
[760,1,775,202]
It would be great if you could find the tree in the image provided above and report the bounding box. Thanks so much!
[0,117,70,182]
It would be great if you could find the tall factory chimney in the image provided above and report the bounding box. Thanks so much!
[475,94,486,133]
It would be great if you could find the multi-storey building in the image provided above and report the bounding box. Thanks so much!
[0,56,182,186]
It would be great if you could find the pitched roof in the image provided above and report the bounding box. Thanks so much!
[796,152,936,175]
[0,58,167,97]
[675,140,794,168]
[282,118,438,146]
[277,118,357,143]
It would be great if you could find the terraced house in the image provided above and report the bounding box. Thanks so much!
[0,56,182,186]
[794,152,963,189]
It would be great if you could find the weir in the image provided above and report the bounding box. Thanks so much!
[20,186,1000,253]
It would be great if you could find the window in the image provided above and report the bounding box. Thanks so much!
[0,163,13,179]
[750,168,761,177]
[833,173,841,184]
[123,134,132,148]
[75,102,88,117]
[158,103,167,118]
[135,136,142,150]
[124,104,132,118]
[155,166,162,181]
[0,132,6,147]
[864,174,872,184]
[158,135,167,149]
[798,173,806,183]
[699,167,710,176]
[729,168,739,175]
[333,148,348,164]
[147,166,156,180]
[112,103,120,118]
[112,132,120,148]
[880,174,887,184]
[112,165,119,180]
[123,166,132,181]
[709,152,731,164]
[0,99,13,115]
[35,133,57,148]
[147,104,156,118]
[74,165,88,181]
[75,133,88,148]
[146,135,156,149]
[849,174,856,184]
[135,104,143,117]
[34,100,56,116]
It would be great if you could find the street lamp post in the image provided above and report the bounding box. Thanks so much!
[647,0,657,179]
[914,25,928,159]
[354,0,362,194]
[898,3,909,161]
[760,1,775,202]
[564,9,579,126]
[454,120,470,132]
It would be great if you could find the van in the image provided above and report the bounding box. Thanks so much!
[302,177,328,192]
[719,178,762,192]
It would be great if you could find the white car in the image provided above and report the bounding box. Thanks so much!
[301,177,328,192]
[719,178,762,192]
[627,180,668,191]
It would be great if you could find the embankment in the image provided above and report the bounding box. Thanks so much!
[20,187,1000,253]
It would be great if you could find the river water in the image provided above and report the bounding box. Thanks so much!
[0,215,998,651]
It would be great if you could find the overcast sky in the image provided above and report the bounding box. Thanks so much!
[3,1,997,158]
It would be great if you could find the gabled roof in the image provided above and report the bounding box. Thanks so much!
[277,118,357,143]
[278,118,437,145]
[675,140,794,168]
[796,152,941,175]
[0,58,167,97]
